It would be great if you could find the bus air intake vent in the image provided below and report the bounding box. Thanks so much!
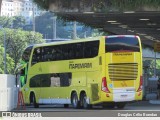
[108,63,138,80]
[91,84,99,101]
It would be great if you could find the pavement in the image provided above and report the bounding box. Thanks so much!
[144,93,160,104]
[127,101,152,106]
[126,100,160,106]
[149,100,160,104]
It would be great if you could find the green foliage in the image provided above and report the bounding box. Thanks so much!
[33,0,160,12]
[0,16,26,29]
[0,16,14,28]
[144,60,160,77]
[110,0,160,11]
[0,45,14,74]
[12,16,26,29]
[33,0,49,10]
[0,28,45,73]
[91,29,106,37]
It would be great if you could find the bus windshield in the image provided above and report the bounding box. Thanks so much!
[22,46,33,62]
[105,36,140,52]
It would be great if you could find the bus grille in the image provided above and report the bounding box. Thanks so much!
[108,63,138,80]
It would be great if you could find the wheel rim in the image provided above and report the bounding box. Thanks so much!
[72,94,78,108]
[82,94,88,108]
[83,96,88,108]
[32,96,35,103]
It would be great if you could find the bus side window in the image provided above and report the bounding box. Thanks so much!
[59,73,71,87]
[43,47,50,61]
[68,44,76,59]
[32,47,42,65]
[50,73,60,87]
[61,44,68,60]
[91,41,99,57]
[84,41,99,58]
[84,42,91,58]
[41,74,51,87]
[75,43,84,59]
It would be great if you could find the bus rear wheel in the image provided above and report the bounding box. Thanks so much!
[71,92,80,109]
[81,93,92,109]
[30,93,39,108]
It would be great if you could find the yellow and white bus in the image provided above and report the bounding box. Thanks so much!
[19,35,143,109]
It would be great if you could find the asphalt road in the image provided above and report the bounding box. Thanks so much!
[11,101,160,117]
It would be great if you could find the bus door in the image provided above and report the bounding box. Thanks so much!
[19,64,28,102]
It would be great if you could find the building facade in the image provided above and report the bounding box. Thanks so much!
[1,0,45,24]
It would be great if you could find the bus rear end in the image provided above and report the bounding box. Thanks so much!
[101,35,143,107]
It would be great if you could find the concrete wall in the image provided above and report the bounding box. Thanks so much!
[0,74,18,111]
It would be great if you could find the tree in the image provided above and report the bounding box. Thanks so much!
[33,0,160,12]
[0,16,26,29]
[0,45,14,74]
[0,16,14,28]
[33,0,49,10]
[12,16,26,29]
[0,28,45,73]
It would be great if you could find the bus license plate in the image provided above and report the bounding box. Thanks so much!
[121,94,128,98]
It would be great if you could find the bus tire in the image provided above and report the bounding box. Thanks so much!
[31,93,39,108]
[81,93,92,109]
[71,92,80,109]
[116,102,126,109]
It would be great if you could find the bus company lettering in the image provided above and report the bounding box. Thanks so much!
[113,53,132,56]
[69,63,92,69]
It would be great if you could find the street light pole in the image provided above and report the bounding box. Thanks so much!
[0,26,7,74]
[73,21,77,39]
[53,16,57,39]
[32,4,35,32]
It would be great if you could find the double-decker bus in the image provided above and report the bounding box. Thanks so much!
[18,35,143,109]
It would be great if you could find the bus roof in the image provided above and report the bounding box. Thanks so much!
[45,38,71,43]
[33,36,101,48]
[30,35,140,49]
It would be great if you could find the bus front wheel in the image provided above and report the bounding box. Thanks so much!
[30,93,39,108]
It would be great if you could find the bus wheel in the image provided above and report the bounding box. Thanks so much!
[116,102,126,109]
[31,93,39,108]
[71,92,80,108]
[81,93,92,109]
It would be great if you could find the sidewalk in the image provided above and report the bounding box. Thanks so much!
[128,101,152,106]
[145,93,160,104]
[149,100,160,104]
